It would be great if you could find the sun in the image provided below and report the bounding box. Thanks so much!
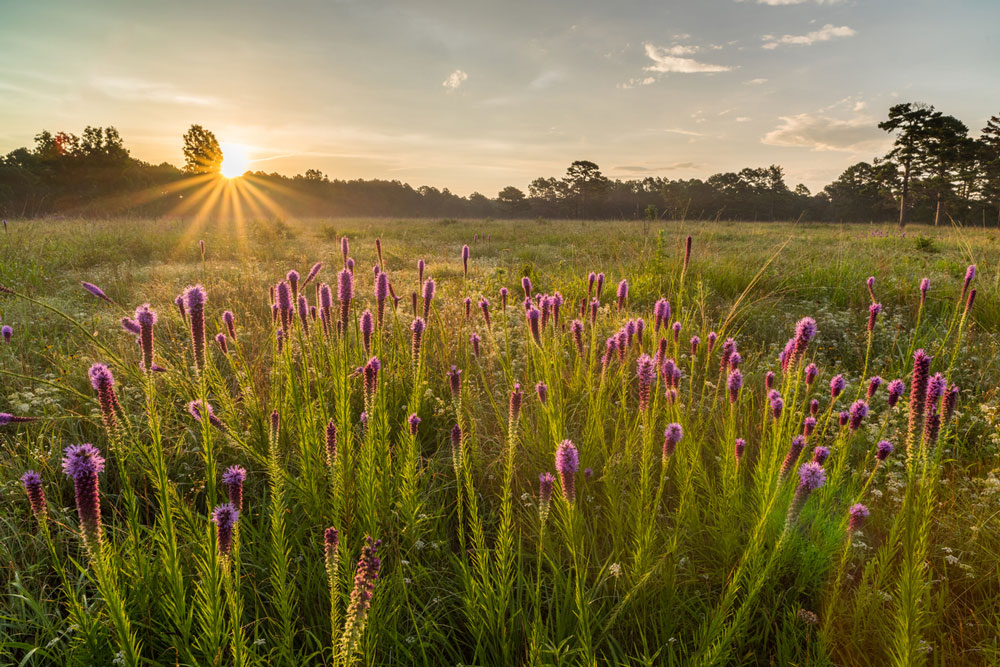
[219,143,250,179]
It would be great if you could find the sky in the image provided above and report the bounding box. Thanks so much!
[1,0,998,196]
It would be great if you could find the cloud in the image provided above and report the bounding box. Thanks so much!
[744,78,768,85]
[736,116,752,122]
[442,69,468,90]
[762,24,856,49]
[90,77,218,106]
[618,76,657,89]
[643,43,733,74]
[614,162,699,173]
[761,112,886,152]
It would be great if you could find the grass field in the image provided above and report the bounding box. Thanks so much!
[1,216,999,666]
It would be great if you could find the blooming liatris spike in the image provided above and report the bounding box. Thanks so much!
[924,405,941,448]
[616,279,628,311]
[555,439,580,502]
[407,413,420,436]
[867,376,883,399]
[89,363,120,433]
[729,352,742,370]
[410,318,425,366]
[538,472,555,524]
[287,270,300,300]
[340,236,350,266]
[962,264,976,299]
[792,317,817,364]
[637,354,655,410]
[211,503,239,560]
[135,303,158,372]
[887,379,905,408]
[805,363,818,386]
[830,374,846,399]
[509,383,523,423]
[324,420,338,465]
[596,272,605,299]
[672,321,681,343]
[461,244,470,276]
[339,537,383,660]
[838,411,849,427]
[0,413,38,426]
[848,503,870,533]
[297,294,310,333]
[324,527,340,582]
[215,332,228,354]
[570,319,584,355]
[720,338,736,370]
[360,310,374,355]
[363,356,381,401]
[347,257,355,272]
[447,365,462,399]
[919,277,929,304]
[812,446,830,465]
[966,288,976,313]
[785,461,826,529]
[663,423,683,460]
[943,384,959,422]
[81,281,115,305]
[876,439,894,461]
[303,262,323,288]
[21,470,47,521]
[375,272,388,326]
[848,400,869,431]
[527,307,541,344]
[803,416,817,437]
[535,381,548,405]
[470,332,481,357]
[62,444,105,550]
[479,297,491,328]
[338,269,354,336]
[184,284,208,371]
[521,276,533,298]
[734,438,746,464]
[907,349,932,456]
[727,369,743,404]
[683,235,692,271]
[866,276,876,301]
[770,391,784,420]
[587,272,596,300]
[781,435,806,478]
[221,465,247,511]
[589,298,599,324]
[810,399,819,416]
[222,310,236,341]
[690,335,700,355]
[421,277,435,321]
[276,327,285,352]
[121,317,140,335]
[500,286,508,310]
[1,325,11,343]
[188,399,226,431]
[867,303,882,332]
[765,371,775,391]
[464,296,473,322]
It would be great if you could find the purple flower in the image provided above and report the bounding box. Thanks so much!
[215,332,228,354]
[589,297,599,325]
[867,303,882,332]
[89,363,120,432]
[734,438,746,463]
[727,369,743,404]
[462,244,470,276]
[770,392,784,420]
[838,411,849,427]
[322,420,337,465]
[340,236,350,266]
[508,382,525,422]
[830,374,845,399]
[919,277,929,304]
[792,317,817,364]
[637,354,656,410]
[417,258,426,286]
[81,281,115,305]
[135,303,157,371]
[222,310,236,341]
[536,472,555,523]
[848,503,870,532]
[876,440,893,461]
[803,416,817,437]
[421,277,435,321]
[616,279,628,311]
[555,439,580,502]
[188,399,226,431]
[407,413,420,436]
[707,331,717,354]
[447,365,462,398]
[500,286,509,310]
[907,350,932,452]
[479,297,491,328]
[781,435,805,478]
[303,262,323,288]
[966,288,976,313]
[867,376,882,399]
[570,319,584,355]
[521,276,533,298]
[297,294,310,333]
[720,338,736,370]
[805,363,818,386]
[765,371,775,391]
[470,332,481,358]
[866,276,876,302]
[849,400,869,430]
[360,310,374,355]
[338,269,354,335]
[211,503,239,559]
[363,356,381,400]
[596,273,605,300]
[1,325,12,343]
[340,536,382,661]
[21,470,46,520]
[943,384,959,422]
[587,272,596,300]
[62,444,105,549]
[527,307,541,344]
[375,272,388,326]
[324,527,340,580]
[690,335,700,355]
[812,446,829,465]
[276,327,285,352]
[683,235,692,271]
[287,269,300,300]
[786,462,826,528]
[120,317,140,335]
[184,285,208,371]
[663,423,683,459]
[410,317,425,365]
[671,321,681,343]
[810,399,819,416]
[887,379,905,408]
[535,381,548,405]
[221,465,247,511]
[962,264,976,299]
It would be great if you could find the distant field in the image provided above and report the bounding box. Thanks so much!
[1,217,999,666]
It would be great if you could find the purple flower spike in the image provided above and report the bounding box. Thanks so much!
[21,470,47,520]
[616,279,628,311]
[812,446,830,465]
[81,281,115,305]
[781,435,805,478]
[211,503,239,559]
[830,374,846,399]
[943,384,959,422]
[215,332,228,354]
[770,393,784,420]
[303,262,323,288]
[287,270,300,300]
[479,297,491,328]
[706,331,717,353]
[363,356,381,400]
[223,310,236,341]
[907,350,932,453]
[555,440,580,502]
[867,376,883,399]
[803,416,817,437]
[324,527,340,579]
[535,381,548,405]
[375,272,388,326]
[221,465,247,511]
[919,277,929,304]
[637,354,656,410]
[683,235,692,271]
[876,440,893,461]
[1,325,12,343]
[848,503,870,532]
[867,303,882,332]
[188,399,226,431]
[966,288,976,313]
[407,413,420,436]
[89,363,120,432]
[500,286,509,311]
[596,272,605,300]
[0,413,38,426]
[838,411,849,427]
[786,461,826,528]
[521,276,533,299]
[734,438,746,463]
[887,379,905,408]
[325,420,338,465]
[792,317,817,364]
[727,369,743,404]
[421,277,435,321]
[121,317,141,335]
[447,365,462,398]
[338,269,354,336]
[570,319,584,355]
[462,244,470,276]
[184,285,208,371]
[663,422,683,459]
[527,307,541,345]
[340,236,350,266]
[962,264,976,299]
[866,276,876,301]
[340,537,382,659]
[135,303,158,371]
[765,371,775,391]
[810,399,819,416]
[805,363,818,386]
[360,310,374,355]
[62,444,105,549]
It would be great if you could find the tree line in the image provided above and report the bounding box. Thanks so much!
[1,104,998,226]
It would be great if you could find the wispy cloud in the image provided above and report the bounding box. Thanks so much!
[442,69,468,90]
[614,162,699,173]
[761,112,885,151]
[762,24,856,49]
[90,77,218,106]
[744,77,768,85]
[642,43,733,74]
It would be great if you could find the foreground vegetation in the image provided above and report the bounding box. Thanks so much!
[1,217,999,666]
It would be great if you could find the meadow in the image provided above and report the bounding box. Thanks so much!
[1,216,999,666]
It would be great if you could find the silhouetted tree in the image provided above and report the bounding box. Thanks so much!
[879,103,941,228]
[182,125,223,174]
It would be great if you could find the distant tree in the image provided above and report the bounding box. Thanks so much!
[980,114,1000,225]
[182,125,223,174]
[497,185,527,215]
[921,114,969,225]
[563,160,609,217]
[824,160,898,221]
[303,168,328,182]
[879,103,941,228]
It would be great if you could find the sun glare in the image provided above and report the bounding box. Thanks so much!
[220,143,249,179]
